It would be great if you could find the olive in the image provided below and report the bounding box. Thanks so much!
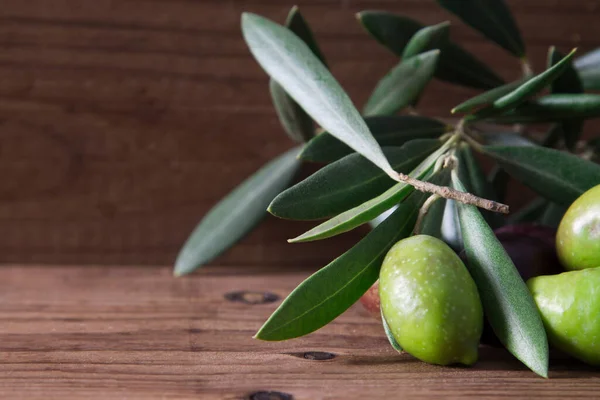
[379,235,483,366]
[528,268,600,366]
[556,184,600,270]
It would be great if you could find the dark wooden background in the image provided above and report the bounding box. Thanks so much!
[0,0,598,267]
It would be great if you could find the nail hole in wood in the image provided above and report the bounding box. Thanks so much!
[224,291,279,305]
[247,390,294,400]
[303,351,336,361]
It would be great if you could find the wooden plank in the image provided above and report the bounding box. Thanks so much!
[0,1,599,266]
[0,264,598,399]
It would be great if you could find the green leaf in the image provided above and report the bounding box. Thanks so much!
[269,79,314,143]
[547,47,584,151]
[363,50,440,116]
[452,173,549,378]
[484,145,600,206]
[458,145,503,228]
[441,149,469,252]
[507,197,548,225]
[488,165,510,203]
[548,47,583,94]
[174,147,302,276]
[493,49,577,110]
[574,48,600,90]
[542,124,563,148]
[285,6,327,67]
[452,79,526,114]
[539,202,567,228]
[269,140,441,220]
[459,146,497,200]
[357,11,503,89]
[268,6,326,143]
[242,13,396,178]
[480,131,536,147]
[419,196,446,240]
[255,192,426,341]
[300,115,448,163]
[382,308,403,352]
[480,94,600,124]
[402,21,450,59]
[437,0,525,57]
[288,141,454,242]
[441,200,463,252]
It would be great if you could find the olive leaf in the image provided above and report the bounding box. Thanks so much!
[452,79,526,114]
[255,190,428,341]
[437,0,525,57]
[242,13,396,178]
[288,140,454,242]
[480,131,536,147]
[300,115,448,163]
[539,202,567,228]
[574,47,600,90]
[507,197,548,225]
[480,94,600,124]
[285,6,327,67]
[363,50,440,116]
[419,196,446,239]
[458,145,503,228]
[493,49,576,110]
[269,140,441,221]
[488,165,510,203]
[484,145,600,206]
[547,47,584,151]
[548,47,582,94]
[452,173,549,378]
[441,200,463,252]
[174,147,302,276]
[268,6,326,143]
[402,21,450,59]
[382,308,403,352]
[270,80,314,143]
[357,11,503,89]
[542,124,563,148]
[469,49,577,121]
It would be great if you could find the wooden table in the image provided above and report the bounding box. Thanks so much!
[2,265,598,399]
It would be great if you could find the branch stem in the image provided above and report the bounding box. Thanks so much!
[413,194,441,235]
[392,171,509,214]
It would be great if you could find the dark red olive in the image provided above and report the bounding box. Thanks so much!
[359,281,381,319]
[492,223,563,281]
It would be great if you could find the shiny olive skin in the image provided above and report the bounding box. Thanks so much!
[379,235,483,366]
[556,184,600,270]
[527,268,600,366]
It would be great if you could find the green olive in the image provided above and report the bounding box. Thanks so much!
[527,268,600,366]
[379,235,483,366]
[556,184,600,270]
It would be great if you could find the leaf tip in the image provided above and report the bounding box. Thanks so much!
[173,263,191,277]
[174,252,201,277]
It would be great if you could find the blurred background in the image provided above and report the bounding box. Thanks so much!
[0,0,598,267]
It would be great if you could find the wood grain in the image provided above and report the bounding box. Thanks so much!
[0,0,599,266]
[0,264,597,399]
